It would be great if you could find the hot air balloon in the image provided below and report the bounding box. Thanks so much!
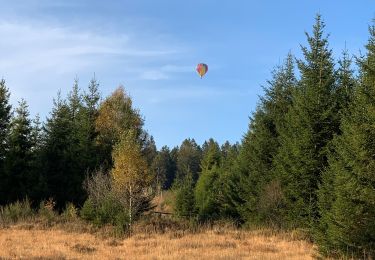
[196,63,208,78]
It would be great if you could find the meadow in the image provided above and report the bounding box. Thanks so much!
[0,223,316,259]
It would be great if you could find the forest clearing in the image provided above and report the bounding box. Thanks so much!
[0,225,316,259]
[0,195,317,259]
[0,2,374,259]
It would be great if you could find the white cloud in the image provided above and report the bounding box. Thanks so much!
[139,65,194,80]
[0,21,180,75]
[131,85,249,104]
[161,64,193,73]
[0,19,190,116]
[140,70,169,80]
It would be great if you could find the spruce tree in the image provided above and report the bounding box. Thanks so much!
[195,139,221,220]
[4,99,34,202]
[315,48,356,253]
[0,79,11,204]
[29,114,46,202]
[169,146,178,187]
[151,146,176,190]
[175,138,202,184]
[0,79,11,157]
[335,49,356,116]
[235,53,296,224]
[174,171,196,219]
[68,79,82,120]
[141,134,157,167]
[80,77,101,172]
[201,138,221,171]
[41,92,79,208]
[272,14,337,227]
[173,139,201,220]
[41,80,102,207]
[218,142,241,220]
[318,24,375,258]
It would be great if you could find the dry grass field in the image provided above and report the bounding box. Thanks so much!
[0,224,317,259]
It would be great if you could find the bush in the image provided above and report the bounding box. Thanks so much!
[81,196,129,233]
[0,198,34,224]
[81,170,130,234]
[38,198,57,225]
[61,202,78,221]
[80,198,96,222]
[257,180,286,228]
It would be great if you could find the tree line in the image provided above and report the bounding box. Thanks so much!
[0,14,374,258]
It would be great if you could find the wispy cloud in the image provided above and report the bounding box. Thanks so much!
[161,65,193,73]
[0,19,190,116]
[140,70,169,80]
[131,84,251,105]
[0,21,180,75]
[139,64,194,80]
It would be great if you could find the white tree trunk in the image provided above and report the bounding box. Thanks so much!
[129,184,132,232]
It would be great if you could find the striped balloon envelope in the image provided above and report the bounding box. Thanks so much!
[196,63,208,78]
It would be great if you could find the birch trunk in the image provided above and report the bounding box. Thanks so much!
[129,184,132,232]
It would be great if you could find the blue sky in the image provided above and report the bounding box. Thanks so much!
[1,1,374,148]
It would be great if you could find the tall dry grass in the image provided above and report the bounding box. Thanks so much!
[0,224,317,259]
[0,196,320,259]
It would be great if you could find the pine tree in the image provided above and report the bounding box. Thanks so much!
[151,146,176,191]
[174,171,196,219]
[317,24,375,258]
[175,138,202,184]
[41,80,102,208]
[41,92,80,208]
[218,142,241,220]
[201,138,221,171]
[335,49,356,116]
[235,53,296,224]
[195,139,221,220]
[141,134,157,167]
[4,99,34,202]
[31,114,44,152]
[172,139,201,219]
[272,15,337,227]
[80,77,101,172]
[0,79,11,204]
[83,77,101,119]
[315,48,356,253]
[220,141,240,167]
[168,146,178,188]
[195,165,222,221]
[68,79,82,120]
[29,114,46,202]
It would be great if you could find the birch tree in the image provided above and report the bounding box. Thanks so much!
[111,130,155,230]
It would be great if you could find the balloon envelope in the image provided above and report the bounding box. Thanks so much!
[196,63,208,78]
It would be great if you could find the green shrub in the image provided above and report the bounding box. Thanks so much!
[81,196,129,233]
[38,198,57,225]
[80,198,96,222]
[81,170,130,234]
[114,210,130,235]
[61,202,78,221]
[0,198,34,224]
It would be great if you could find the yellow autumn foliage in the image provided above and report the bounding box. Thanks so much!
[96,86,143,146]
[111,130,155,225]
[111,131,151,190]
